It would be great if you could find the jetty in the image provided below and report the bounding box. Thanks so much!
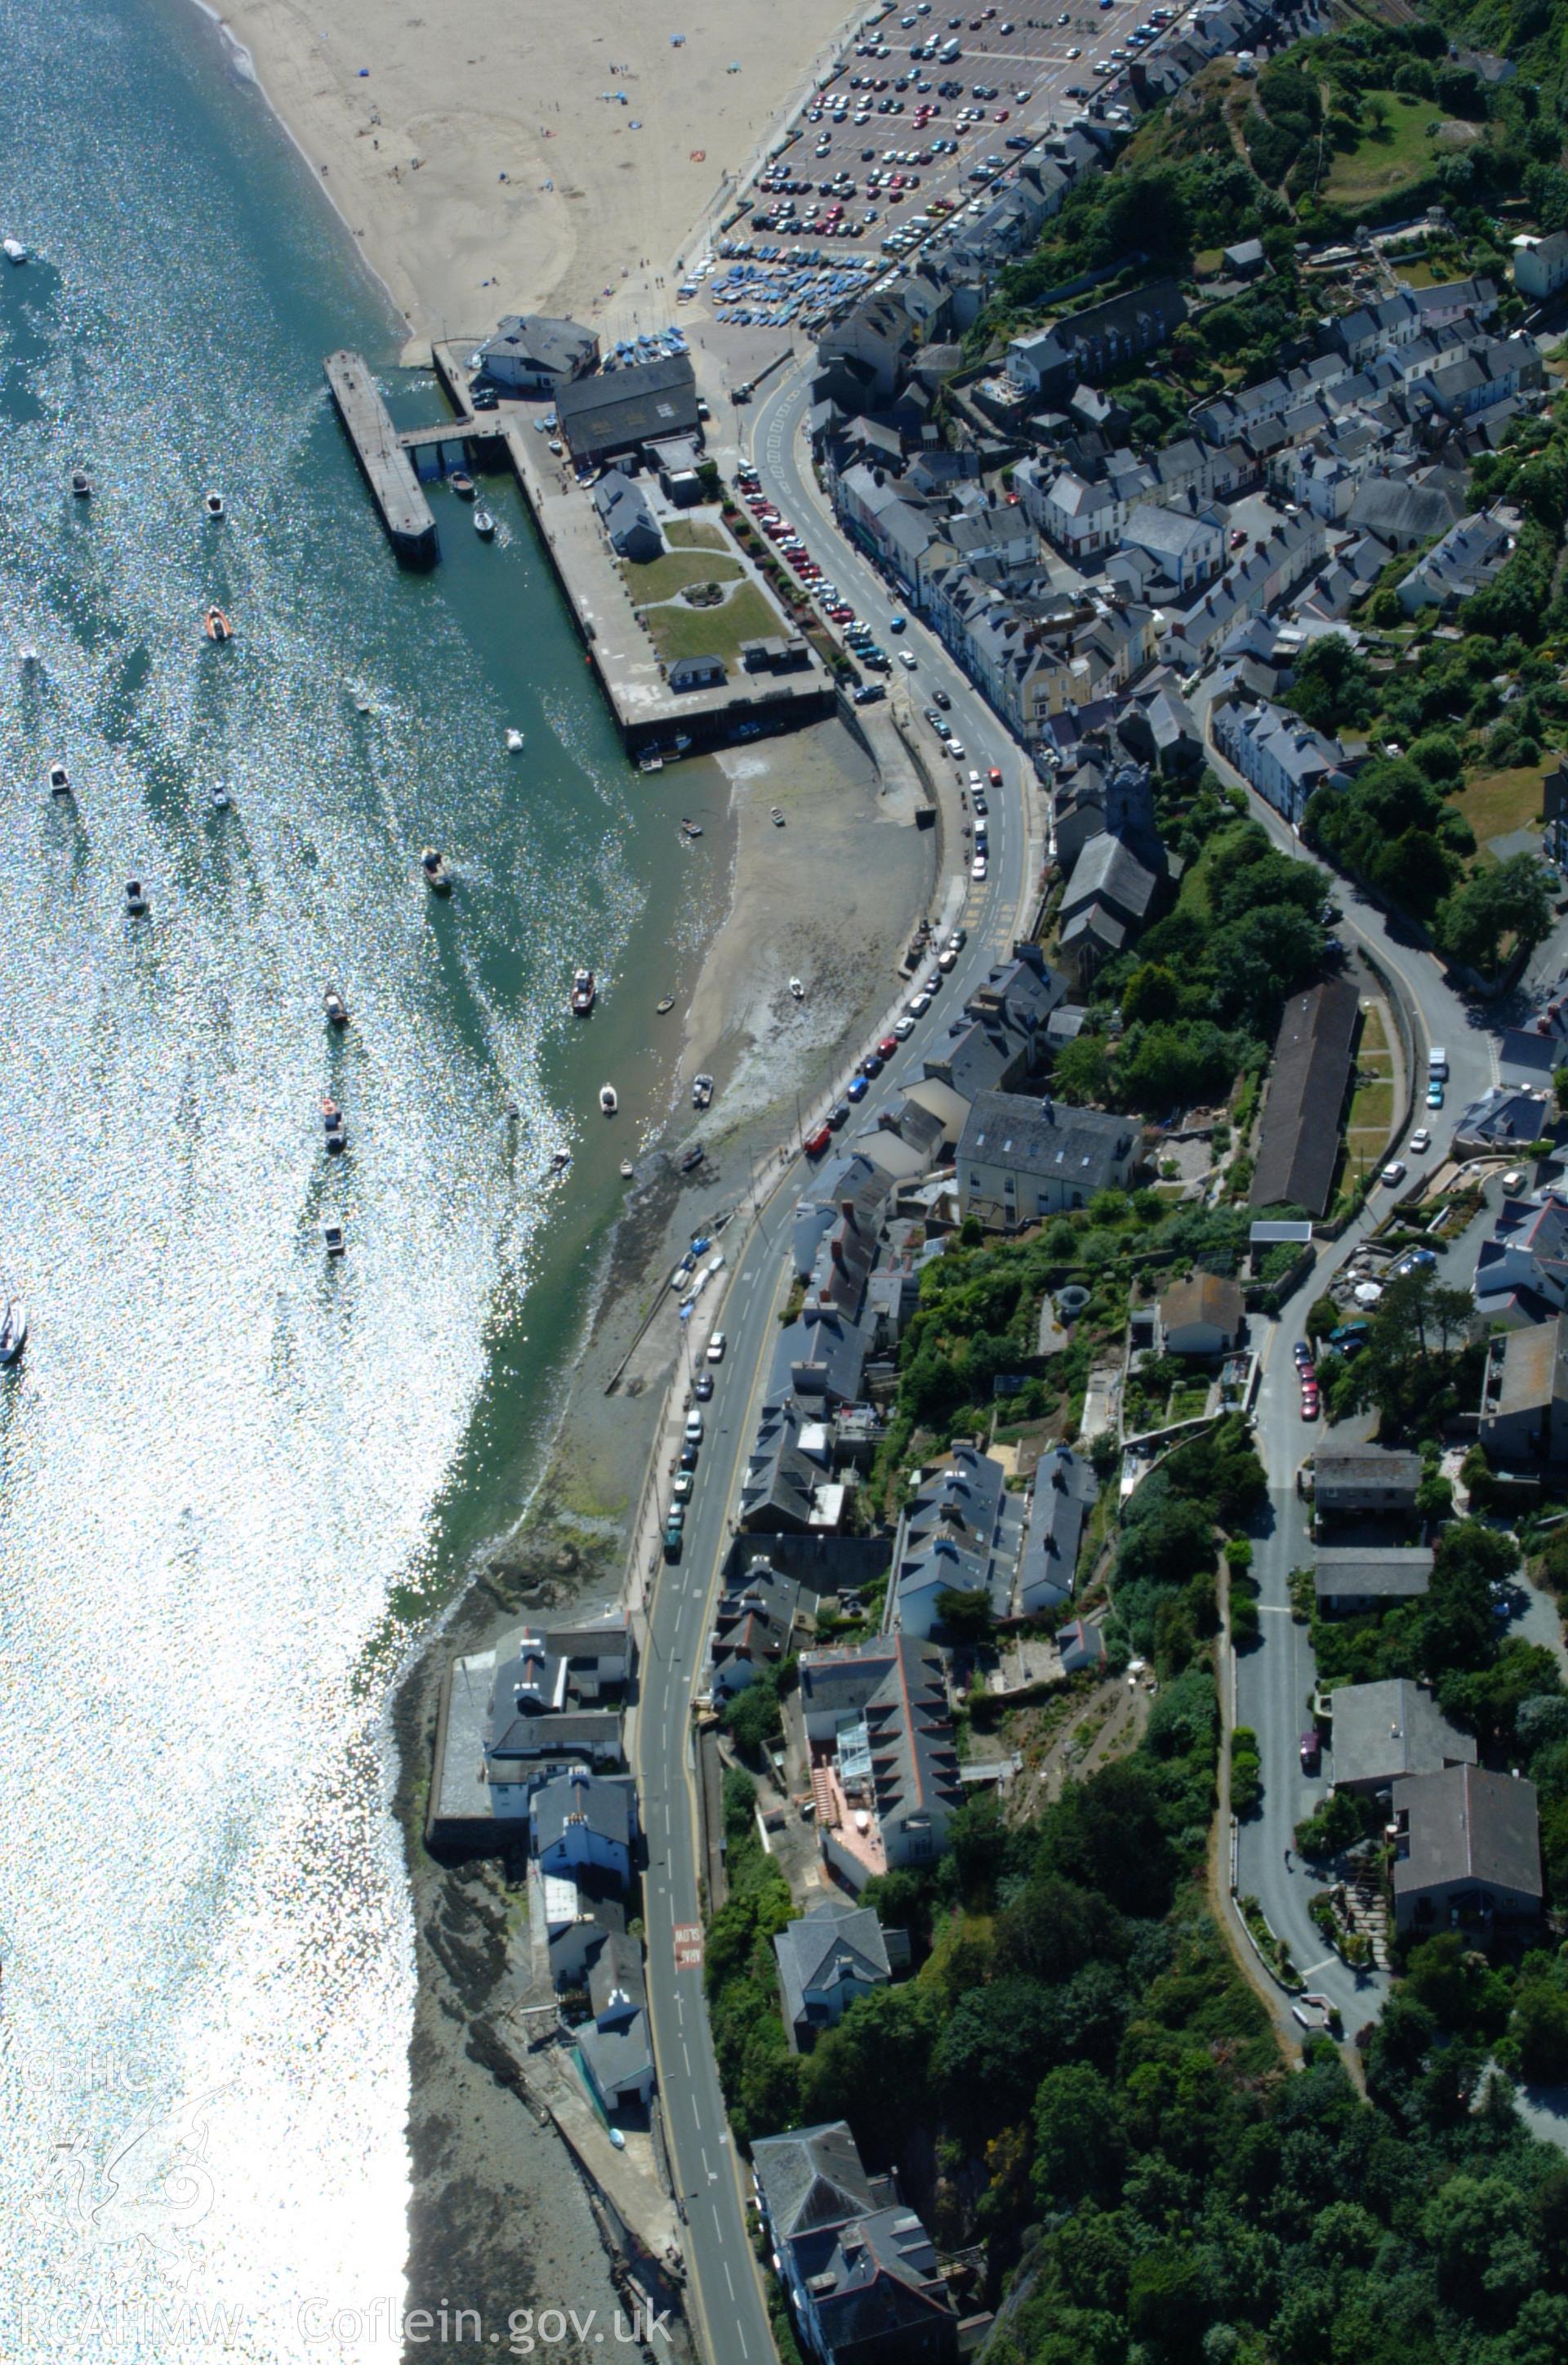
[323,350,438,567]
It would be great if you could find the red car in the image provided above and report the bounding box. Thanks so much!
[987,765,1002,786]
[1300,1392,1320,1422]
[1297,1358,1316,1386]
[804,1123,832,1158]
[877,1034,898,1059]
[830,605,854,622]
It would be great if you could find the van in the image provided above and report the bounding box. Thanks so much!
[1428,1046,1448,1078]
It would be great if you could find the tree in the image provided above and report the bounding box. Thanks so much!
[935,1585,994,1644]
[1032,2063,1125,2208]
[1435,854,1552,975]
[723,1670,782,1760]
[1513,1981,1568,2083]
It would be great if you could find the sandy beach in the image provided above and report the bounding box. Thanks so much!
[213,0,858,354]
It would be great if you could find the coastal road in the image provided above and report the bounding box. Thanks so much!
[633,430,1039,2359]
[1196,701,1503,2027]
[749,360,1043,917]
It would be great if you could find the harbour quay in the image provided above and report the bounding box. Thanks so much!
[325,335,833,761]
[322,350,438,567]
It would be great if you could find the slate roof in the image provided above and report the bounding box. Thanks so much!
[752,2122,878,2244]
[1017,1445,1096,1616]
[1392,1764,1542,1905]
[530,1769,635,1857]
[577,2008,654,2101]
[479,314,597,377]
[959,1091,1138,1194]
[1250,975,1361,1216]
[774,1899,891,2042]
[1314,1547,1435,1602]
[1330,1680,1476,1791]
[588,1932,647,2023]
[556,354,699,455]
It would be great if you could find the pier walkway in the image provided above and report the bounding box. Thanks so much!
[323,351,438,566]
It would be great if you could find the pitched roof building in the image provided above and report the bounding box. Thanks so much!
[1326,1679,1477,1795]
[1391,1764,1542,1935]
[752,2123,964,2365]
[956,1091,1140,1229]
[1250,976,1361,1217]
[773,1899,893,2051]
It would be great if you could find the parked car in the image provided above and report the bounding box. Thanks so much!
[679,1443,700,1471]
[827,1101,851,1130]
[862,1051,884,1078]
[694,1372,715,1400]
[1293,1341,1312,1367]
[685,1409,706,1440]
[847,1075,869,1101]
[1427,1078,1445,1108]
[804,1122,832,1157]
[663,1522,684,1559]
[894,1015,915,1037]
[672,1470,694,1502]
[1299,1730,1321,1774]
[706,1334,727,1364]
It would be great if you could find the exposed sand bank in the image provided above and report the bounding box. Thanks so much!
[214,0,858,354]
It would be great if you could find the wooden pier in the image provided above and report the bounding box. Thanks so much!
[323,350,438,568]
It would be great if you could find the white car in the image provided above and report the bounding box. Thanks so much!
[949,740,965,760]
[899,649,918,670]
[706,1333,727,1364]
[909,990,932,1015]
[968,769,982,788]
[894,1015,915,1037]
[971,855,988,880]
[1381,1161,1406,1188]
[1409,1127,1432,1153]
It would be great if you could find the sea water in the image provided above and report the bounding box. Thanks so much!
[0,2,721,2353]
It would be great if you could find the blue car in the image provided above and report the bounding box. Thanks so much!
[889,614,906,632]
[847,1075,870,1101]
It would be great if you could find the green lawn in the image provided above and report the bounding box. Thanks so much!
[665,520,730,551]
[1346,1002,1392,1156]
[1451,761,1550,856]
[1325,94,1474,210]
[643,582,783,667]
[622,548,742,603]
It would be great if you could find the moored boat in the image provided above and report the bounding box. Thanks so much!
[204,490,225,520]
[771,806,786,826]
[71,469,91,499]
[450,471,476,499]
[473,506,497,538]
[209,782,230,810]
[322,1096,347,1153]
[692,1073,714,1110]
[124,878,149,917]
[599,1084,618,1115]
[639,751,663,774]
[0,1298,27,1365]
[506,726,526,754]
[656,994,675,1015]
[2,237,26,265]
[571,968,596,1015]
[47,761,70,797]
[789,977,805,1001]
[204,605,234,642]
[620,1158,635,1180]
[324,986,350,1027]
[421,846,452,894]
[323,1219,346,1257]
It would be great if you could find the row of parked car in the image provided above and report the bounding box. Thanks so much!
[663,1328,728,1559]
[801,930,969,1156]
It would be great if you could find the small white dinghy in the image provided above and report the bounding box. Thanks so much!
[323,1219,346,1258]
[474,506,497,538]
[2,237,27,265]
[789,977,805,1001]
[209,782,230,810]
[47,761,70,797]
[324,986,350,1028]
[0,1298,27,1365]
[599,1084,618,1115]
[506,726,525,754]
